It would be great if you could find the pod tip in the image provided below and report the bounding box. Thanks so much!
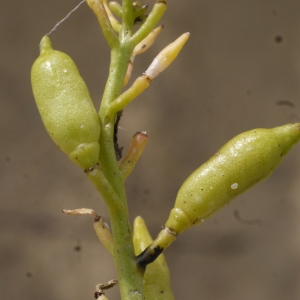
[39,36,53,54]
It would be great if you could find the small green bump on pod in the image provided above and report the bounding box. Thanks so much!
[39,36,53,54]
[68,142,100,170]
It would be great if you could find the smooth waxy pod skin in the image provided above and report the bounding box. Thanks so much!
[133,217,174,300]
[31,36,100,169]
[166,123,300,234]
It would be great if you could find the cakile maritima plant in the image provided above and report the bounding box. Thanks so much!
[31,0,300,299]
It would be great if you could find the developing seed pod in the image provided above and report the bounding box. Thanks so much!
[103,0,121,32]
[166,123,300,234]
[109,1,123,18]
[94,216,113,254]
[31,36,100,169]
[133,25,164,56]
[133,216,174,300]
[137,124,300,267]
[144,32,190,80]
[119,132,148,179]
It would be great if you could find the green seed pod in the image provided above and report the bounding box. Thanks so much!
[166,123,300,234]
[31,36,100,169]
[133,216,174,300]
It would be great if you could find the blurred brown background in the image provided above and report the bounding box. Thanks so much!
[2,0,300,299]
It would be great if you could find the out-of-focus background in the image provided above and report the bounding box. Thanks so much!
[2,1,300,299]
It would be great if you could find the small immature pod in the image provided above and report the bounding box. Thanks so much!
[144,32,190,80]
[94,216,114,254]
[123,58,134,86]
[165,123,300,234]
[132,25,164,56]
[103,0,121,32]
[108,1,123,18]
[31,36,100,169]
[119,132,148,179]
[133,216,174,300]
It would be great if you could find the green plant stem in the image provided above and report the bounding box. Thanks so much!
[87,169,144,300]
[121,0,134,41]
[99,46,133,196]
[90,4,145,296]
[87,0,167,298]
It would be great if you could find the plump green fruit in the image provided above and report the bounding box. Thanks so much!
[31,36,100,169]
[133,216,174,300]
[166,124,300,234]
